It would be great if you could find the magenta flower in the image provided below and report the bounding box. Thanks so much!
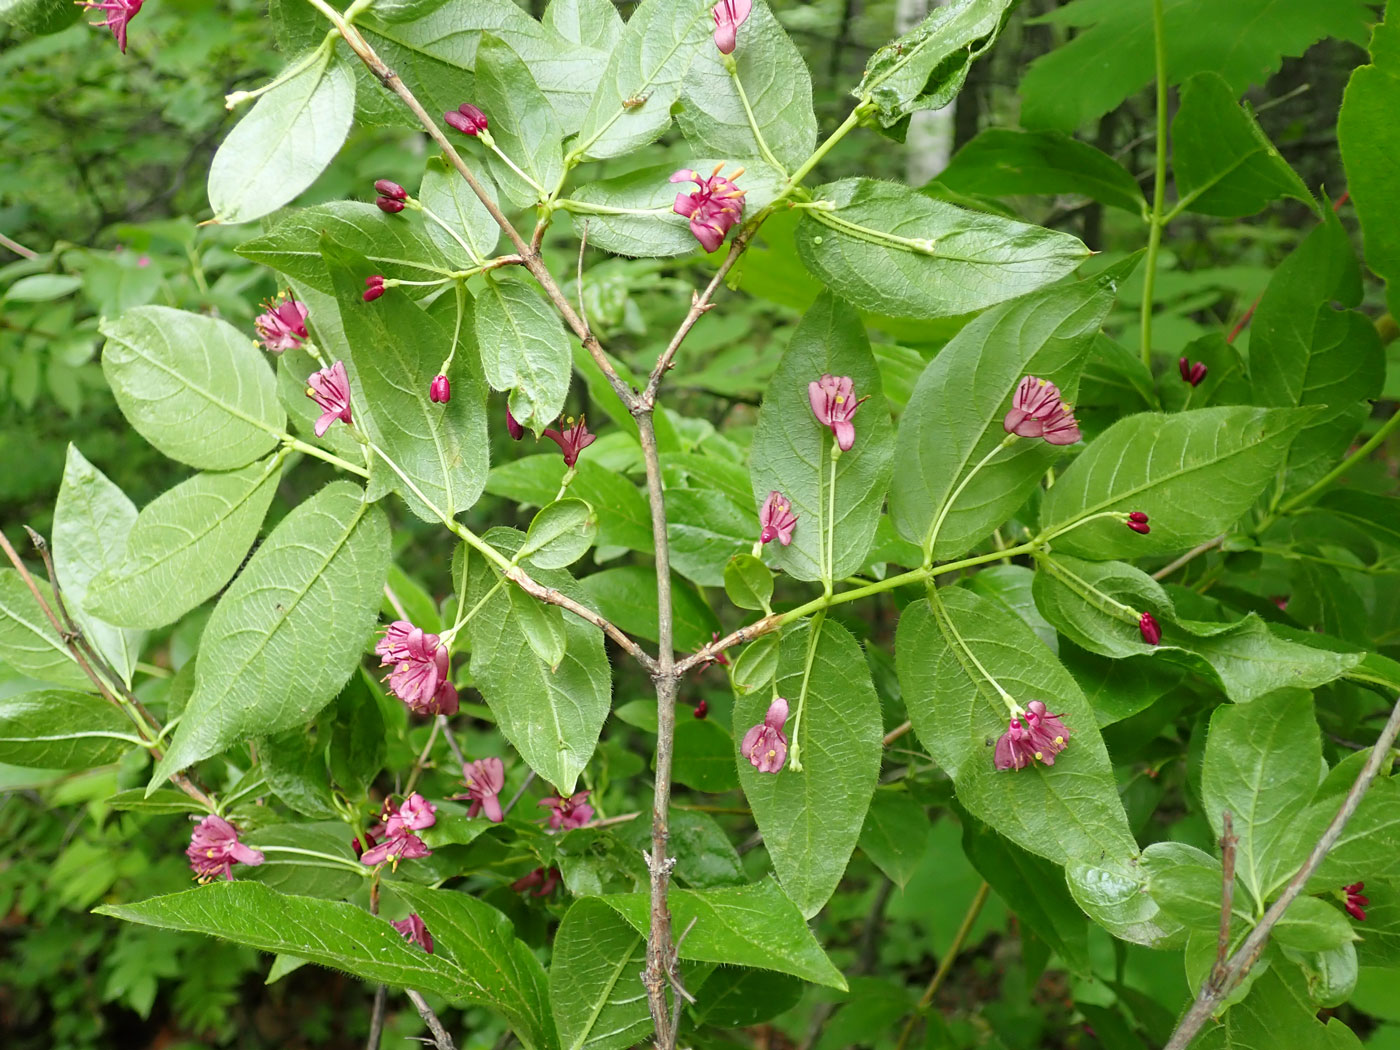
[1179,357,1208,387]
[543,416,596,468]
[741,697,789,773]
[1344,882,1369,922]
[254,297,309,352]
[512,865,562,896]
[390,913,434,953]
[80,0,142,53]
[505,406,525,441]
[1002,376,1081,445]
[1139,612,1162,646]
[186,815,264,883]
[429,374,451,404]
[711,0,752,54]
[306,361,353,437]
[445,103,489,136]
[694,698,709,718]
[1126,510,1151,535]
[393,792,438,833]
[808,374,868,452]
[993,717,1037,771]
[452,757,506,822]
[375,620,458,715]
[362,794,436,868]
[759,490,797,546]
[995,701,1071,771]
[671,164,746,253]
[375,179,408,213]
[540,791,594,831]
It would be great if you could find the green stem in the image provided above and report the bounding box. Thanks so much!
[786,612,826,773]
[799,204,937,255]
[933,589,1018,715]
[783,101,867,192]
[554,199,673,218]
[413,201,484,266]
[1034,509,1130,546]
[281,435,371,478]
[257,845,370,875]
[1139,0,1170,369]
[725,53,786,175]
[480,131,547,199]
[924,434,1016,563]
[1039,554,1141,623]
[1274,409,1400,517]
[442,575,506,647]
[224,32,335,109]
[825,440,841,593]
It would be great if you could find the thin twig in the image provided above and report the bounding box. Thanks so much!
[502,770,535,818]
[439,717,467,768]
[403,718,442,797]
[894,881,991,1050]
[405,990,457,1050]
[1211,811,1237,988]
[577,220,592,337]
[883,720,913,747]
[0,231,38,259]
[672,613,782,677]
[1164,696,1400,1049]
[367,984,389,1050]
[1152,535,1226,581]
[503,564,656,672]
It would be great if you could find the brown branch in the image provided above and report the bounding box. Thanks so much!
[1211,811,1237,988]
[1164,695,1400,1050]
[673,613,781,676]
[405,990,457,1050]
[366,984,389,1050]
[504,565,656,673]
[1152,534,1226,581]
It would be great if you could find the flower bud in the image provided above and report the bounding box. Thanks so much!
[445,103,488,136]
[505,406,525,441]
[429,374,451,403]
[1126,510,1150,534]
[364,275,386,303]
[374,179,407,200]
[1138,612,1162,646]
[376,197,406,214]
[694,699,709,719]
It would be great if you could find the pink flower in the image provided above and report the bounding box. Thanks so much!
[392,792,437,833]
[374,620,458,715]
[360,832,430,868]
[808,374,868,452]
[452,758,506,823]
[711,0,752,54]
[543,417,596,468]
[306,361,353,437]
[759,490,797,546]
[993,717,1037,771]
[390,913,434,953]
[539,791,594,830]
[505,406,525,441]
[741,697,789,773]
[1344,882,1369,922]
[254,297,309,352]
[429,375,451,403]
[995,702,1071,771]
[1139,612,1162,646]
[1002,376,1081,445]
[512,866,562,896]
[80,0,142,53]
[1179,358,1208,387]
[671,164,746,253]
[445,103,488,136]
[364,275,386,302]
[1126,510,1151,535]
[361,794,436,868]
[186,815,264,883]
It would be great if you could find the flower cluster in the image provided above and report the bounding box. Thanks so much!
[361,793,436,868]
[994,701,1071,771]
[671,164,746,253]
[186,815,264,883]
[741,698,789,773]
[1003,376,1080,445]
[375,621,459,715]
[452,757,506,822]
[809,374,868,452]
[254,297,309,352]
[445,103,489,136]
[1344,882,1369,922]
[306,362,353,436]
[540,791,593,830]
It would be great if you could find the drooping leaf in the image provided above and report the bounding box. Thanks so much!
[889,274,1116,558]
[153,483,390,786]
[208,52,355,224]
[796,178,1091,319]
[550,897,650,1050]
[475,35,565,208]
[748,293,895,582]
[419,156,502,265]
[521,499,597,570]
[0,689,140,769]
[723,554,773,613]
[100,307,285,471]
[473,275,571,435]
[0,569,91,689]
[87,457,282,630]
[734,618,882,918]
[1038,406,1314,559]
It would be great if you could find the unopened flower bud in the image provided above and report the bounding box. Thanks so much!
[505,406,525,441]
[694,699,709,719]
[374,179,407,200]
[376,197,406,214]
[1178,357,1208,387]
[1138,612,1162,646]
[445,103,488,136]
[429,374,451,403]
[1126,510,1150,534]
[364,275,386,303]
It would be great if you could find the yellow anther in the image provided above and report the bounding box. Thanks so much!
[1034,751,1044,760]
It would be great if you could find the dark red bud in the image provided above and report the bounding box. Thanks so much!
[376,197,406,214]
[1127,520,1151,534]
[1138,611,1162,646]
[363,275,385,303]
[1178,357,1192,383]
[374,179,407,200]
[1190,362,1208,386]
[1128,511,1149,524]
[505,407,525,441]
[351,836,364,857]
[694,699,709,719]
[429,374,451,403]
[445,103,488,135]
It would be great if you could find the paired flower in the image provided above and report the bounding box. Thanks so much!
[361,793,436,868]
[994,701,1071,771]
[1002,376,1081,445]
[375,179,408,214]
[671,164,746,253]
[1343,882,1369,922]
[1138,611,1162,646]
[1179,358,1208,387]
[543,416,596,468]
[759,491,797,546]
[306,362,353,437]
[430,374,451,404]
[452,757,506,823]
[80,0,143,53]
[540,791,594,831]
[741,698,789,774]
[505,406,525,441]
[512,866,562,896]
[364,275,386,302]
[445,103,489,136]
[711,0,752,54]
[254,297,309,352]
[694,698,709,719]
[1126,510,1151,535]
[375,621,459,715]
[186,815,264,883]
[390,913,434,953]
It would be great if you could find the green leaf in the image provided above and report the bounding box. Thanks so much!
[859,789,930,890]
[1141,841,1245,933]
[328,671,386,799]
[489,456,653,553]
[324,244,488,521]
[889,275,1116,558]
[1174,616,1363,705]
[1020,0,1372,132]
[748,293,895,582]
[475,35,565,208]
[666,809,746,889]
[935,128,1146,214]
[260,728,337,819]
[544,0,623,54]
[0,689,139,769]
[0,569,90,689]
[209,52,355,224]
[243,822,364,900]
[96,881,556,1050]
[86,457,282,630]
[665,489,752,587]
[1283,777,1400,889]
[153,483,390,786]
[107,788,207,814]
[578,566,719,654]
[729,635,778,696]
[1172,72,1313,217]
[572,0,713,161]
[550,897,650,1050]
[52,445,141,685]
[856,0,1013,127]
[735,619,882,918]
[723,554,772,612]
[600,879,847,990]
[1275,896,1357,952]
[511,588,567,668]
[1340,7,1400,316]
[1038,407,1314,559]
[521,499,597,570]
[676,0,816,171]
[673,717,739,793]
[474,275,571,435]
[796,178,1091,320]
[237,202,459,296]
[1201,690,1321,907]
[419,157,501,264]
[100,307,285,471]
[896,588,1138,870]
